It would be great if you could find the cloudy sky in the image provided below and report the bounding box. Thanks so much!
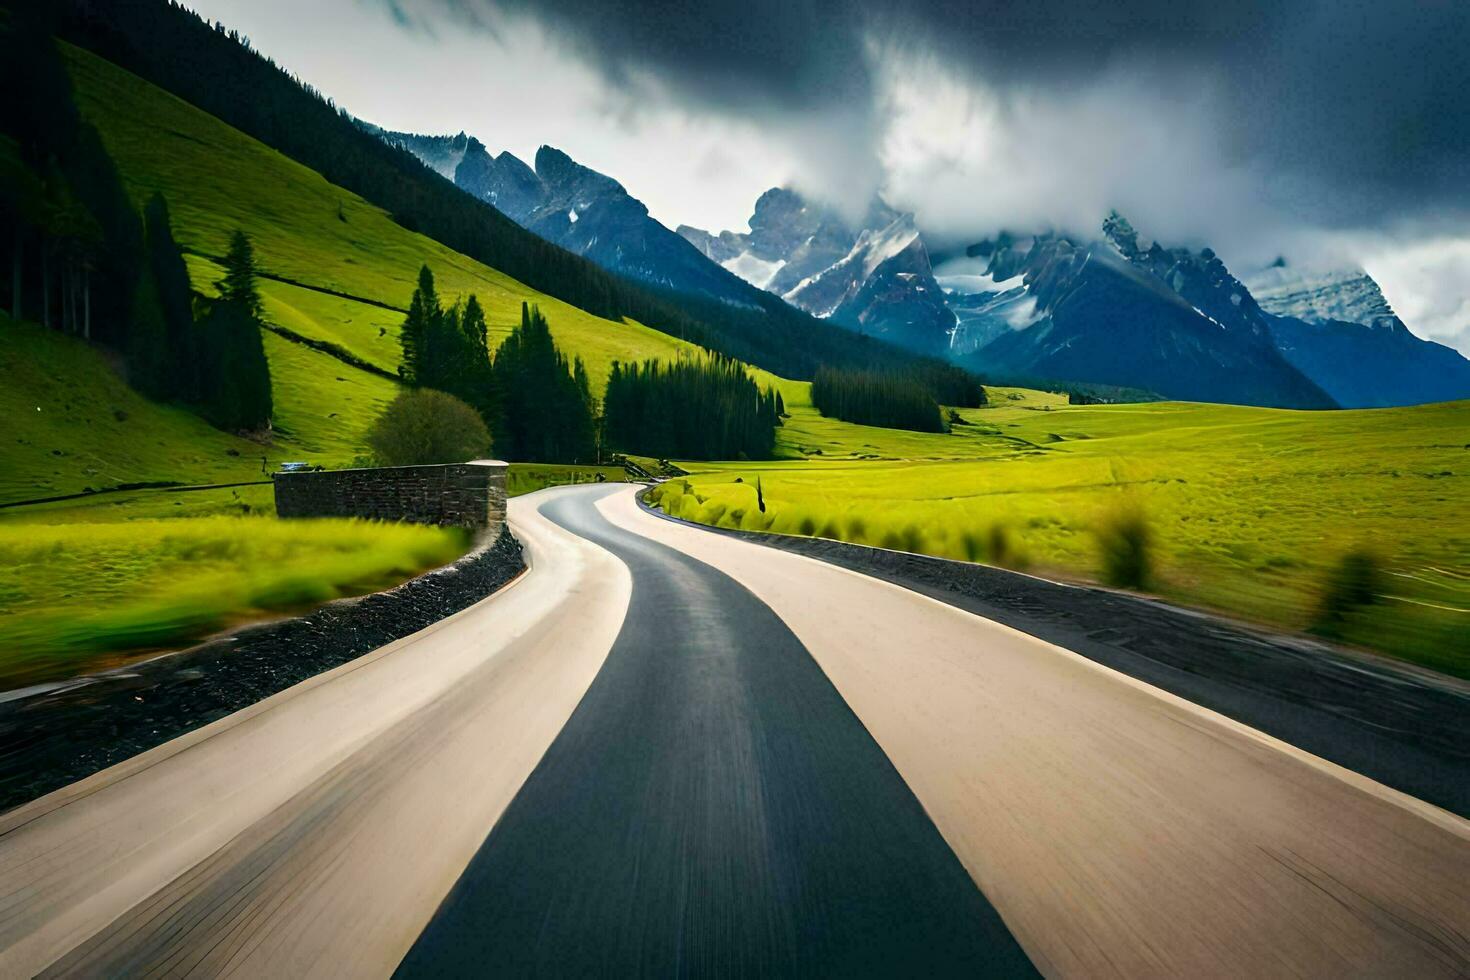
[183,0,1469,352]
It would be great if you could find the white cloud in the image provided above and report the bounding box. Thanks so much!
[872,47,1286,253]
[182,0,795,232]
[1363,238,1470,355]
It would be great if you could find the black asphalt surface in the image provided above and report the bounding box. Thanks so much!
[396,486,1036,978]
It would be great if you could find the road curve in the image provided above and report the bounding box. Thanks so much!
[396,485,1033,977]
[0,482,1465,977]
[0,487,630,977]
[598,486,1470,977]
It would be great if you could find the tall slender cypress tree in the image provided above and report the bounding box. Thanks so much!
[217,230,263,319]
[143,194,199,401]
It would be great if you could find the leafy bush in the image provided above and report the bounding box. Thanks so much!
[961,531,984,562]
[1313,550,1383,637]
[365,388,490,466]
[1097,507,1152,589]
[988,524,1012,567]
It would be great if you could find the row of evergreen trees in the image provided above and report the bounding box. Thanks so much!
[397,267,780,462]
[129,210,273,430]
[810,366,951,433]
[398,268,597,462]
[0,9,272,432]
[604,356,782,460]
[489,303,597,463]
[399,265,491,414]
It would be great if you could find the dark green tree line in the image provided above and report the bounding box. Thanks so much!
[810,366,949,432]
[398,264,493,416]
[488,304,596,463]
[604,355,780,460]
[1,11,271,433]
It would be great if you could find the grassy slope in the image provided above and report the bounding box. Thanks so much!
[0,316,266,502]
[66,45,697,393]
[1,47,709,685]
[659,394,1470,676]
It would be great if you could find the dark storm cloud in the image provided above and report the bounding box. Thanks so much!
[389,0,1470,232]
[394,0,874,112]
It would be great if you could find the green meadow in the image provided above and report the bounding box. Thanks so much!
[0,515,467,690]
[66,44,698,414]
[653,387,1470,677]
[4,43,1464,688]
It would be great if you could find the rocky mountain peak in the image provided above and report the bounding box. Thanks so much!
[534,145,626,203]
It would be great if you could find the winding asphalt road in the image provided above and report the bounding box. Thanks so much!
[0,483,1466,977]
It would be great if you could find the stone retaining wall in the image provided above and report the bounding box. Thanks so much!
[274,460,507,530]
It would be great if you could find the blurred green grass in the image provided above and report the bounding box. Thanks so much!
[0,516,468,689]
[652,391,1470,677]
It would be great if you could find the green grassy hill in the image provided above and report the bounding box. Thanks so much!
[0,315,266,503]
[656,396,1470,676]
[53,43,701,477]
[5,43,1464,683]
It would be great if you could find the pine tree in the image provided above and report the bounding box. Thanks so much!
[488,303,595,462]
[217,229,262,319]
[399,264,438,385]
[197,299,272,430]
[143,194,199,401]
[461,293,487,361]
[125,262,169,397]
[197,229,272,431]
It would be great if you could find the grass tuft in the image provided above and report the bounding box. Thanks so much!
[1096,506,1153,589]
[1312,549,1383,638]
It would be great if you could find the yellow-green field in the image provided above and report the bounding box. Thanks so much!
[0,516,467,689]
[653,388,1470,676]
[7,43,1464,688]
[508,464,627,497]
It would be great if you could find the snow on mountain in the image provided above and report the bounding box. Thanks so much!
[680,191,955,355]
[962,227,1339,409]
[1243,262,1399,330]
[721,252,786,290]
